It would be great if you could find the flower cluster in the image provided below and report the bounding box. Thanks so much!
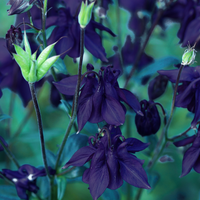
[54,64,143,131]
[63,127,150,200]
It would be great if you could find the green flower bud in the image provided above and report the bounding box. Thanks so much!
[12,29,60,83]
[78,0,95,28]
[181,45,197,66]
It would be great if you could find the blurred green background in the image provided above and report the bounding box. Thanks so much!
[0,1,200,200]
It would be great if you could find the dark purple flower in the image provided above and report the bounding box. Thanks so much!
[0,136,8,151]
[47,7,116,61]
[158,65,200,128]
[119,0,155,37]
[121,36,153,71]
[173,130,200,177]
[63,128,150,200]
[135,100,161,137]
[7,0,38,15]
[148,75,168,100]
[0,164,55,200]
[153,0,200,48]
[6,25,23,55]
[54,64,143,132]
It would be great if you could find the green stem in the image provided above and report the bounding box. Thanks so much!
[28,83,51,179]
[42,0,48,48]
[0,138,20,168]
[55,27,85,170]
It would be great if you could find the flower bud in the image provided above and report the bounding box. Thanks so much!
[181,45,196,66]
[7,0,37,15]
[78,0,95,28]
[12,29,60,83]
[135,100,161,137]
[6,25,23,55]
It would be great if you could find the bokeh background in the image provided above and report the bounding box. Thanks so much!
[0,1,200,200]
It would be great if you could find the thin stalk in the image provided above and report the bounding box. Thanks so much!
[28,83,50,179]
[42,0,48,48]
[0,138,20,168]
[55,27,85,170]
[124,9,164,88]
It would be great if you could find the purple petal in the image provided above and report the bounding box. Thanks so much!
[62,146,96,169]
[180,146,200,177]
[107,149,123,190]
[173,135,196,147]
[77,96,93,132]
[116,88,142,115]
[82,168,90,184]
[53,75,78,96]
[158,66,198,83]
[118,155,150,189]
[191,86,200,128]
[193,156,200,173]
[102,95,125,126]
[117,143,150,189]
[16,186,28,200]
[85,32,108,62]
[89,144,109,200]
[89,84,104,123]
[125,138,149,153]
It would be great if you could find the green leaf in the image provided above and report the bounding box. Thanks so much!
[37,41,57,68]
[53,58,68,74]
[0,186,19,200]
[13,44,30,66]
[65,166,87,179]
[101,189,120,200]
[31,50,37,60]
[46,149,57,169]
[0,114,10,121]
[37,176,50,199]
[59,133,88,167]
[46,25,57,40]
[37,55,60,81]
[23,29,32,57]
[57,176,67,200]
[137,57,180,79]
[13,54,29,81]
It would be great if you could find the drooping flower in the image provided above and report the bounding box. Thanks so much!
[135,100,161,137]
[148,75,168,100]
[63,127,150,200]
[6,25,23,55]
[54,64,143,132]
[173,128,200,177]
[7,0,38,15]
[0,164,55,200]
[158,65,200,128]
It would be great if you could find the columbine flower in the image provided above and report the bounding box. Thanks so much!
[158,65,200,128]
[54,64,143,132]
[0,164,55,200]
[174,128,200,177]
[0,136,8,151]
[62,127,150,200]
[7,0,37,15]
[6,25,23,55]
[135,100,161,137]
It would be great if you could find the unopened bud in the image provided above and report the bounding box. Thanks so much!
[181,45,197,66]
[78,0,95,28]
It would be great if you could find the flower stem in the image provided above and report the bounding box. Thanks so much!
[28,83,51,179]
[55,27,85,170]
[0,138,20,168]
